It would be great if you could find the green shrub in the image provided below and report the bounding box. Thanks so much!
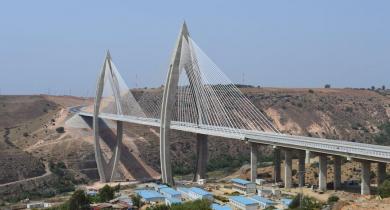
[213,195,229,202]
[378,180,390,198]
[98,185,115,202]
[327,195,339,204]
[56,127,65,133]
[131,194,143,208]
[147,204,170,210]
[171,199,212,210]
[374,122,390,145]
[289,194,322,210]
[68,190,90,210]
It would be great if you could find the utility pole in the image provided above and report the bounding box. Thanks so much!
[298,168,305,208]
[135,74,138,88]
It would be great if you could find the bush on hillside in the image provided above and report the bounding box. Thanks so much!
[378,180,390,198]
[289,194,322,210]
[98,185,115,202]
[327,195,339,204]
[374,122,390,145]
[68,190,90,210]
[131,194,143,208]
[56,127,65,133]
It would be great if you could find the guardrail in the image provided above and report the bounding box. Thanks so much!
[76,110,390,163]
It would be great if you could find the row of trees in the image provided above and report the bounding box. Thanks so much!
[324,84,388,90]
[146,199,212,210]
[46,184,120,210]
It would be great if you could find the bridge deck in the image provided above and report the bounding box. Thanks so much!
[77,110,390,163]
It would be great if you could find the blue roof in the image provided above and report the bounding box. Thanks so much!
[211,203,232,210]
[281,198,293,206]
[231,178,251,185]
[166,197,182,204]
[230,196,258,205]
[250,195,273,205]
[135,190,164,199]
[160,187,181,196]
[157,184,169,189]
[177,187,190,193]
[189,187,212,196]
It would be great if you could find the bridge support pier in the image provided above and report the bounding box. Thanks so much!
[250,143,258,182]
[284,149,292,189]
[194,134,208,182]
[377,162,386,186]
[160,23,190,185]
[319,154,327,191]
[333,156,342,190]
[305,150,311,164]
[274,148,281,183]
[93,52,124,183]
[298,150,306,187]
[361,161,371,195]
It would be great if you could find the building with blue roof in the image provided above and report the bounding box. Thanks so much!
[250,195,274,208]
[154,184,169,191]
[159,187,181,199]
[211,203,232,210]
[165,197,182,206]
[231,178,257,194]
[177,187,190,199]
[187,187,213,201]
[281,198,293,208]
[229,196,258,210]
[135,190,165,203]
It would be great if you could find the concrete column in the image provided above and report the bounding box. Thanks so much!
[361,161,371,195]
[333,156,341,190]
[274,148,281,182]
[250,143,258,182]
[193,134,208,182]
[298,150,306,187]
[377,162,386,186]
[284,150,292,189]
[319,154,327,191]
[305,150,311,164]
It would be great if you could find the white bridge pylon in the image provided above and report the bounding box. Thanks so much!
[92,23,279,184]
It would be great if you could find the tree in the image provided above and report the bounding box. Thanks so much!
[56,127,65,133]
[382,85,386,90]
[327,195,339,204]
[378,180,390,198]
[289,194,322,210]
[147,204,170,210]
[171,199,212,210]
[324,84,331,88]
[68,190,90,210]
[99,185,114,202]
[113,184,120,192]
[131,194,142,208]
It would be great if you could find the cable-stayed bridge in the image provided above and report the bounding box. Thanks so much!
[74,23,390,195]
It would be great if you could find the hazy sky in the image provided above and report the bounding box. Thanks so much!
[0,1,389,96]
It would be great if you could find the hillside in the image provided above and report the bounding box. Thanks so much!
[1,88,390,201]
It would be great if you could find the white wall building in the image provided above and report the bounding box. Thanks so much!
[231,178,256,194]
[187,187,213,201]
[229,196,258,210]
[27,202,52,209]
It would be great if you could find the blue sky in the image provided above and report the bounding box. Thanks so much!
[0,1,389,96]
